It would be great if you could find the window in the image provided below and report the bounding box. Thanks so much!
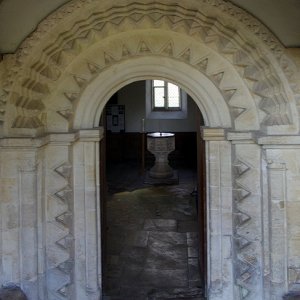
[152,80,181,110]
[146,80,187,119]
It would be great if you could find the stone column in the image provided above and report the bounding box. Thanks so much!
[258,136,300,299]
[0,138,39,299]
[202,128,234,300]
[72,129,103,300]
[228,132,263,300]
[38,133,76,300]
[267,161,288,299]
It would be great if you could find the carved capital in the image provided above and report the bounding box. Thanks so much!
[201,127,226,141]
[75,128,104,142]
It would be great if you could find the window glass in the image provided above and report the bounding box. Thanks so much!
[152,81,181,110]
[146,80,187,119]
[153,87,165,107]
[153,80,164,87]
[167,82,180,108]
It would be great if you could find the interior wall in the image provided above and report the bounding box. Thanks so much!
[117,81,198,133]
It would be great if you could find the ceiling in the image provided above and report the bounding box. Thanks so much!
[0,0,300,54]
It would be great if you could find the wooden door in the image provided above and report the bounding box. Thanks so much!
[99,112,107,285]
[196,112,207,296]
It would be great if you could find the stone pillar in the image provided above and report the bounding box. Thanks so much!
[38,133,76,300]
[228,132,263,300]
[258,135,300,299]
[267,161,288,299]
[1,129,103,300]
[72,129,103,300]
[202,128,234,300]
[0,138,39,299]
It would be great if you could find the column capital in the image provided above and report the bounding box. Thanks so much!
[201,127,226,141]
[75,128,104,142]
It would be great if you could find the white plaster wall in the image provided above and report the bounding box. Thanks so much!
[115,80,199,133]
[0,0,71,53]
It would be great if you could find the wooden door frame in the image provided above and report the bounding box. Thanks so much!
[99,112,107,289]
[197,113,207,297]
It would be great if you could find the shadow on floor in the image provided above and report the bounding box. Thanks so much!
[102,161,204,300]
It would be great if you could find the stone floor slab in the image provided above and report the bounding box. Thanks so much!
[103,164,203,299]
[144,218,177,232]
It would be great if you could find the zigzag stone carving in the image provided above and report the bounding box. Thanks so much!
[232,155,256,299]
[55,37,255,129]
[0,0,296,134]
[54,185,73,205]
[52,161,74,298]
[54,162,72,179]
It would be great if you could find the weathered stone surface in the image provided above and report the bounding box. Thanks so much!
[0,284,27,300]
[144,219,177,232]
[103,182,202,299]
[1,0,300,299]
[178,220,198,233]
[283,292,300,299]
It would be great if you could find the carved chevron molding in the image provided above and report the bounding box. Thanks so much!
[11,0,285,64]
[232,157,256,299]
[52,161,74,298]
[0,0,297,134]
[54,38,255,129]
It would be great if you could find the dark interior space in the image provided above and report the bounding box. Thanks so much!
[101,81,205,300]
[105,131,198,193]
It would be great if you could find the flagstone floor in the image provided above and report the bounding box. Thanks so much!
[102,162,204,300]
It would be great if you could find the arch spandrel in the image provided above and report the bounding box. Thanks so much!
[0,0,298,136]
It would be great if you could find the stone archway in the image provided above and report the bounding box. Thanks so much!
[1,0,298,136]
[78,55,236,297]
[1,1,300,300]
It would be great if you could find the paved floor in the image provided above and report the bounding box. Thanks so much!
[102,162,204,299]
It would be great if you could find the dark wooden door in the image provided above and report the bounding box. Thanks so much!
[196,112,207,296]
[99,112,107,285]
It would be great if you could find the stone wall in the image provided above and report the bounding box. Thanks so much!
[260,136,300,296]
[0,0,300,299]
[1,130,300,299]
[0,139,39,299]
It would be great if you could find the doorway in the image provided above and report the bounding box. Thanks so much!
[100,81,206,299]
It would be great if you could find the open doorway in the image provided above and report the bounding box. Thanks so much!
[100,81,206,299]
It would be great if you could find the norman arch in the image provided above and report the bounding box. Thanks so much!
[0,1,298,136]
[1,1,300,300]
[74,56,233,129]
